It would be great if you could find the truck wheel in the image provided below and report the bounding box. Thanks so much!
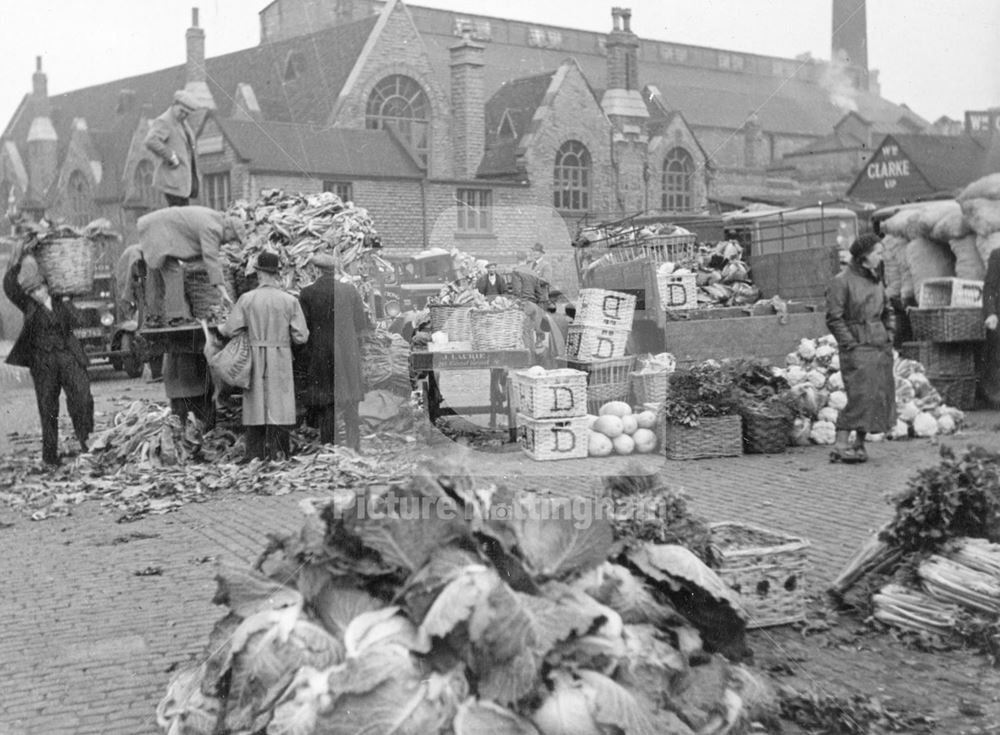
[120,333,144,379]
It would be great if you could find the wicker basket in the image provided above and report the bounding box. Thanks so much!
[657,272,698,310]
[35,237,95,295]
[429,304,473,342]
[908,307,985,342]
[930,374,978,410]
[183,267,222,319]
[918,278,983,308]
[740,408,793,454]
[663,414,742,460]
[709,521,811,628]
[517,414,590,460]
[576,288,637,331]
[565,324,630,360]
[559,356,636,415]
[512,368,588,419]
[899,341,978,375]
[470,308,526,350]
[630,369,671,406]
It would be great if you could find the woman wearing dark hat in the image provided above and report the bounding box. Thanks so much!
[219,251,309,462]
[825,233,896,464]
[3,243,94,467]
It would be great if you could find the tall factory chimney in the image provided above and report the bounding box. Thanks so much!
[831,0,869,92]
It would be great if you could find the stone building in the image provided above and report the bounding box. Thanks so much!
[0,0,928,292]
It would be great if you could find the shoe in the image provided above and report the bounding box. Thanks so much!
[852,444,869,463]
[830,446,864,464]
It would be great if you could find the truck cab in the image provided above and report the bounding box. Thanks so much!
[370,250,460,318]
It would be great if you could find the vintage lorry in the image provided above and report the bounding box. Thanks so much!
[572,205,857,362]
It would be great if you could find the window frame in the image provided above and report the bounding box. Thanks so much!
[552,140,591,212]
[365,75,431,166]
[455,188,493,233]
[66,170,92,227]
[661,147,695,212]
[322,180,354,204]
[202,172,231,211]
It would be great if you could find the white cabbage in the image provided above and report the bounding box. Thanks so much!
[898,401,920,423]
[785,365,807,385]
[888,419,910,440]
[809,420,836,445]
[805,369,828,390]
[817,406,839,425]
[790,417,812,446]
[826,372,844,392]
[827,390,848,411]
[797,338,817,361]
[785,352,802,367]
[936,414,957,435]
[913,412,940,437]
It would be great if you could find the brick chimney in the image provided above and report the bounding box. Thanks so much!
[26,57,57,206]
[832,0,869,91]
[601,8,648,127]
[449,31,485,178]
[184,7,216,109]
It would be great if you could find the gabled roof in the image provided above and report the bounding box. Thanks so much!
[784,131,867,157]
[214,118,424,178]
[480,71,554,177]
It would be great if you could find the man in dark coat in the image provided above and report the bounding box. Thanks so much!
[3,244,94,467]
[980,247,1000,406]
[475,262,507,297]
[298,254,370,449]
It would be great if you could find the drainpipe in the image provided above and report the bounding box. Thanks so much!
[420,178,429,249]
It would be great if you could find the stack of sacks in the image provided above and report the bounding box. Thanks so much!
[884,205,957,306]
[958,174,1000,266]
[881,209,920,304]
[777,335,965,446]
[928,202,984,281]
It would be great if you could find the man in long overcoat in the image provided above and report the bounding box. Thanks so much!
[137,205,242,326]
[144,89,200,206]
[219,252,309,462]
[298,254,369,449]
[4,245,94,467]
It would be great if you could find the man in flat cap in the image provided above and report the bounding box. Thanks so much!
[144,89,200,206]
[137,205,244,327]
[475,262,507,297]
[298,253,370,450]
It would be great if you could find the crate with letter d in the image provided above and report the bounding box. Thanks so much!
[517,414,590,460]
[512,368,587,419]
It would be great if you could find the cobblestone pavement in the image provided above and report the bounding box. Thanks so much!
[2,369,1000,733]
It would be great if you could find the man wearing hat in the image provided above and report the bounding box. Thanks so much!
[219,251,309,462]
[298,253,370,450]
[475,262,507,297]
[3,242,94,468]
[144,89,200,206]
[137,205,243,327]
[528,242,553,285]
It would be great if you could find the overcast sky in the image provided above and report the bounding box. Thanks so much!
[1,0,998,129]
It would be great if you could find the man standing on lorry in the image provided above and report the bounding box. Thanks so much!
[527,242,553,285]
[137,205,243,327]
[144,90,200,207]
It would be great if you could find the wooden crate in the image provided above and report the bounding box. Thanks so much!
[517,414,590,461]
[709,521,811,628]
[918,278,983,308]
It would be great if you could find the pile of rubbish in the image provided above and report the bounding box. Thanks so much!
[157,457,780,735]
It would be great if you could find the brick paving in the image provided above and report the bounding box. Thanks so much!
[2,367,1000,733]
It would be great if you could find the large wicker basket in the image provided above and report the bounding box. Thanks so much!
[470,307,526,350]
[576,288,636,331]
[517,414,590,461]
[663,414,742,460]
[740,408,793,454]
[899,341,978,375]
[35,237,95,295]
[630,369,671,406]
[429,304,473,342]
[511,368,588,419]
[709,521,811,628]
[930,374,978,410]
[183,267,223,319]
[558,356,636,415]
[565,324,630,360]
[908,307,985,342]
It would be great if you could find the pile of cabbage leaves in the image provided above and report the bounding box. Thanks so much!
[157,461,777,735]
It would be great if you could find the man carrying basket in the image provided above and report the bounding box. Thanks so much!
[3,243,94,468]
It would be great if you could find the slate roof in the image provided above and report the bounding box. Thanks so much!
[480,71,554,177]
[215,118,424,178]
[891,134,986,191]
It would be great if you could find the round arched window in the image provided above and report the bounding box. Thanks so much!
[553,140,591,211]
[662,147,695,212]
[366,75,430,165]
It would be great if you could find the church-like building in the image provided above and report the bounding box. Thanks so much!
[0,0,938,287]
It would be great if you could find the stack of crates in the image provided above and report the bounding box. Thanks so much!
[562,288,637,414]
[512,368,589,460]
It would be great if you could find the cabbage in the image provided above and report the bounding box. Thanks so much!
[826,372,844,392]
[790,417,812,446]
[829,354,840,372]
[531,669,660,735]
[790,383,821,417]
[895,378,916,404]
[817,334,838,348]
[898,401,920,423]
[894,358,925,380]
[817,406,839,425]
[934,404,966,426]
[656,261,676,278]
[797,338,817,361]
[785,365,807,385]
[809,420,836,445]
[913,412,939,437]
[827,390,848,411]
[721,261,750,283]
[936,414,957,435]
[785,352,802,367]
[156,664,221,735]
[888,419,910,440]
[814,343,837,364]
[805,369,827,390]
[909,372,933,397]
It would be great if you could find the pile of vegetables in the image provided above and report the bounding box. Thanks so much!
[157,459,779,734]
[360,329,412,395]
[586,402,659,456]
[659,361,740,428]
[221,190,383,294]
[777,336,965,446]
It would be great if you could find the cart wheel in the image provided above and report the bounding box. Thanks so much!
[120,333,144,379]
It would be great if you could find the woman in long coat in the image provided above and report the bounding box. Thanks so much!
[825,233,896,464]
[220,252,308,462]
[298,254,369,449]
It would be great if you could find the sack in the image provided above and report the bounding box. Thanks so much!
[917,200,961,241]
[950,234,986,280]
[976,232,1000,266]
[883,208,922,239]
[208,331,252,389]
[962,198,1000,235]
[882,235,907,298]
[906,237,955,305]
[931,208,971,242]
[959,173,1000,202]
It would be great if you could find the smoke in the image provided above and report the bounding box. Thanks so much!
[822,49,859,114]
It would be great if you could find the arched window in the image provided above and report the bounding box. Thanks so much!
[366,75,430,165]
[133,160,155,207]
[66,170,91,227]
[662,147,695,212]
[553,140,591,211]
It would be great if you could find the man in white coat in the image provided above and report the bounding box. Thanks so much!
[219,252,309,462]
